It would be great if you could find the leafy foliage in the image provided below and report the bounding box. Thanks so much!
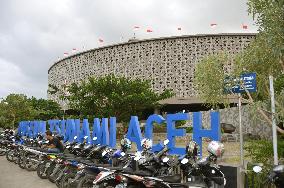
[247,0,284,62]
[245,139,284,166]
[244,138,284,187]
[0,94,62,128]
[28,97,62,120]
[194,53,234,108]
[194,0,284,133]
[60,74,174,122]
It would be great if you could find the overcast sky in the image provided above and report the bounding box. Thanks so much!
[0,0,258,99]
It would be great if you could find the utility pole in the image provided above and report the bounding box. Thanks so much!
[269,75,278,165]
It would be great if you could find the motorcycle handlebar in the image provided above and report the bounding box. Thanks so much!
[144,146,169,163]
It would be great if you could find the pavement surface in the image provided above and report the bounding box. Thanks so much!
[0,156,56,188]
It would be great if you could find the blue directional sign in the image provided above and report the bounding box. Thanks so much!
[224,72,257,94]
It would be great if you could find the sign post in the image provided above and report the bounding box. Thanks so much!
[224,72,257,167]
[269,76,278,165]
[238,93,244,166]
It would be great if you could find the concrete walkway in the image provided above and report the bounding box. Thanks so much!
[0,156,56,188]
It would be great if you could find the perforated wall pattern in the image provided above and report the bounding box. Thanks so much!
[48,33,256,104]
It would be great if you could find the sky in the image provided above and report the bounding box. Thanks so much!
[0,0,258,99]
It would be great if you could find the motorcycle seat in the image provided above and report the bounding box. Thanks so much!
[197,160,209,167]
[97,163,112,167]
[65,157,84,161]
[169,182,207,188]
[123,170,152,176]
[273,165,284,173]
[79,160,96,166]
[63,154,75,157]
[108,166,123,170]
[158,174,181,183]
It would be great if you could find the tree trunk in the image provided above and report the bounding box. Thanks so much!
[244,88,284,134]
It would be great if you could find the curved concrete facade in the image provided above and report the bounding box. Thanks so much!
[48,33,256,105]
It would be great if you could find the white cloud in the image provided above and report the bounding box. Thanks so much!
[0,58,46,98]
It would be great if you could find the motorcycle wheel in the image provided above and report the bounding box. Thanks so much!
[37,162,48,179]
[24,155,39,171]
[17,155,26,169]
[0,145,7,156]
[60,173,76,188]
[76,175,94,188]
[6,150,15,162]
[46,162,56,178]
[48,165,64,183]
[13,152,19,164]
[96,180,118,188]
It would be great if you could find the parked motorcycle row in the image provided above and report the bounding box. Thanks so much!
[0,129,238,188]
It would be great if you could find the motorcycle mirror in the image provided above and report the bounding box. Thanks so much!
[74,136,77,139]
[102,151,107,157]
[253,166,262,173]
[134,156,141,161]
[162,157,170,163]
[134,151,141,161]
[164,139,169,145]
[84,136,88,139]
[181,158,189,164]
[93,137,97,141]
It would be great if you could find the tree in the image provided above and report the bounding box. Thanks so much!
[0,94,62,129]
[247,0,284,71]
[28,97,62,120]
[53,74,174,122]
[194,53,232,107]
[0,94,34,129]
[194,0,284,134]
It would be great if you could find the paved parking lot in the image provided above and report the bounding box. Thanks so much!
[0,156,56,188]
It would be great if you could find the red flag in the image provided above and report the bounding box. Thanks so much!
[134,26,140,29]
[242,24,248,29]
[63,52,68,56]
[146,29,153,32]
[98,38,104,43]
[72,48,77,53]
[210,23,217,28]
[177,27,182,31]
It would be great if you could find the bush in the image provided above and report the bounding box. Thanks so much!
[176,120,187,127]
[244,138,284,187]
[186,127,193,133]
[245,138,284,165]
[153,122,167,133]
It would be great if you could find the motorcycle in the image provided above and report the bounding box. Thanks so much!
[253,164,284,188]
